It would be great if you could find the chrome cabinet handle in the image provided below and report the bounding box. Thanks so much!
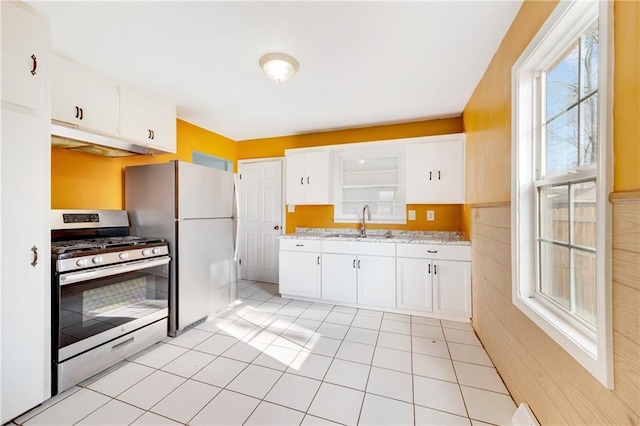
[307,177,310,184]
[317,256,320,265]
[434,264,437,275]
[300,177,304,185]
[357,259,361,269]
[30,245,38,267]
[429,171,432,181]
[427,250,438,253]
[75,106,80,119]
[79,107,83,120]
[438,171,441,180]
[353,259,356,269]
[428,263,431,274]
[30,54,37,75]
[295,243,304,247]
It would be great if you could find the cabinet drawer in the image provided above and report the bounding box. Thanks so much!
[396,243,470,261]
[279,239,321,252]
[322,240,395,257]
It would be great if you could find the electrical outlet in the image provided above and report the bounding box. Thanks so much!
[427,210,435,221]
[408,210,416,221]
[287,205,295,213]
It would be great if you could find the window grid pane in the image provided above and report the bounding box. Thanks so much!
[542,25,599,177]
[537,178,596,329]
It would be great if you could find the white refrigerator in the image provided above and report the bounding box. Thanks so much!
[125,160,238,336]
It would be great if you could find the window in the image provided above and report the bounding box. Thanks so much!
[332,143,406,224]
[512,0,612,387]
[193,151,233,171]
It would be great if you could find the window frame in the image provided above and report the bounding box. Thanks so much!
[511,0,613,388]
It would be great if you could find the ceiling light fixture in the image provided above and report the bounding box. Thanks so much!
[259,52,299,83]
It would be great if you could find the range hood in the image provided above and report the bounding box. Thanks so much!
[51,122,150,157]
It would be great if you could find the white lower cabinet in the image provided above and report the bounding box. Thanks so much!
[278,239,321,298]
[397,243,471,319]
[279,238,470,319]
[321,241,396,308]
[432,259,471,317]
[321,253,357,303]
[396,257,433,312]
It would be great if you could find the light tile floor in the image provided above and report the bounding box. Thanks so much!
[12,280,517,426]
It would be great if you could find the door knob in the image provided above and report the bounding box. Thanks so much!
[274,225,280,230]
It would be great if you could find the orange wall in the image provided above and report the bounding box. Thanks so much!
[462,0,640,233]
[238,117,465,234]
[237,117,463,159]
[613,0,640,192]
[51,119,237,209]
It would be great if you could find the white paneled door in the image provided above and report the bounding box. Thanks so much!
[238,159,283,284]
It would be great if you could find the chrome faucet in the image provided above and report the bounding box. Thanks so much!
[360,204,372,236]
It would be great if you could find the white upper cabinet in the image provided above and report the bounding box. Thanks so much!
[120,85,176,154]
[0,1,47,110]
[51,55,119,136]
[285,149,328,205]
[406,134,465,204]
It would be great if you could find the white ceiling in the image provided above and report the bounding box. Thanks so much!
[29,1,523,141]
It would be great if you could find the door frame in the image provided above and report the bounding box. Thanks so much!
[237,157,286,281]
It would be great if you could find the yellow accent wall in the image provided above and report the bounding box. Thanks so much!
[51,119,237,209]
[237,117,463,159]
[613,0,640,192]
[238,117,465,234]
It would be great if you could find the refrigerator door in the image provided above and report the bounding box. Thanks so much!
[177,218,235,330]
[177,161,234,219]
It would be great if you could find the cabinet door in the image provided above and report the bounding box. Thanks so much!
[406,136,464,204]
[0,1,47,110]
[357,255,396,308]
[1,108,50,422]
[120,85,176,153]
[279,251,321,298]
[406,143,434,203]
[304,151,328,204]
[285,152,306,205]
[396,257,432,312]
[51,55,119,135]
[432,260,471,318]
[321,253,357,303]
[431,139,464,203]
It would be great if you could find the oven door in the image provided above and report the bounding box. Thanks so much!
[55,256,170,362]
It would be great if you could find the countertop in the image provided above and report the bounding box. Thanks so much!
[279,228,471,246]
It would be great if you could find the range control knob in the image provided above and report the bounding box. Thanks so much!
[141,249,151,257]
[119,252,130,260]
[76,258,89,267]
[152,247,161,255]
[92,256,103,265]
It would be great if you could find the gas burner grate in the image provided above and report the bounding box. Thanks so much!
[51,236,166,255]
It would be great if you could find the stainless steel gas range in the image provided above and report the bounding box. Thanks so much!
[51,209,171,394]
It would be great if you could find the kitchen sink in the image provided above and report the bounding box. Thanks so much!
[326,233,392,239]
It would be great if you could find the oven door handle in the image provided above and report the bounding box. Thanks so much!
[59,257,171,286]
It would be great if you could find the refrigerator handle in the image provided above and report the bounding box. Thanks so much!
[233,174,240,262]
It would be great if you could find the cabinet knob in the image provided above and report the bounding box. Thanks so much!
[274,225,280,230]
[30,245,38,267]
[30,54,37,75]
